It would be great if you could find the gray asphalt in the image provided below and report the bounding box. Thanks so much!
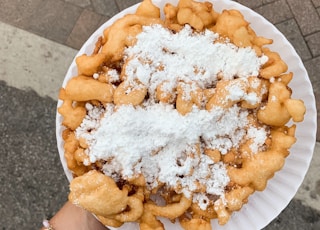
[0,81,68,229]
[0,80,319,229]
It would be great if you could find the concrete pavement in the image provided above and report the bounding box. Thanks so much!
[0,0,319,229]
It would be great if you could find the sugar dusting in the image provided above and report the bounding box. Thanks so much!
[75,24,269,209]
[123,24,268,102]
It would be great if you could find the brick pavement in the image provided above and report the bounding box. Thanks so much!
[0,0,319,140]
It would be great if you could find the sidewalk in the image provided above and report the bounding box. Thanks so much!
[0,0,319,229]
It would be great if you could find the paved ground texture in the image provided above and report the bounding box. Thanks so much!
[0,0,319,229]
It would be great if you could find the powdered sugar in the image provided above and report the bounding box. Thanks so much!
[74,24,270,208]
[124,25,268,102]
[76,103,105,142]
[75,103,257,200]
[107,69,120,83]
[247,126,268,153]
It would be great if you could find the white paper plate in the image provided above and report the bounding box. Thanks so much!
[56,0,317,229]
